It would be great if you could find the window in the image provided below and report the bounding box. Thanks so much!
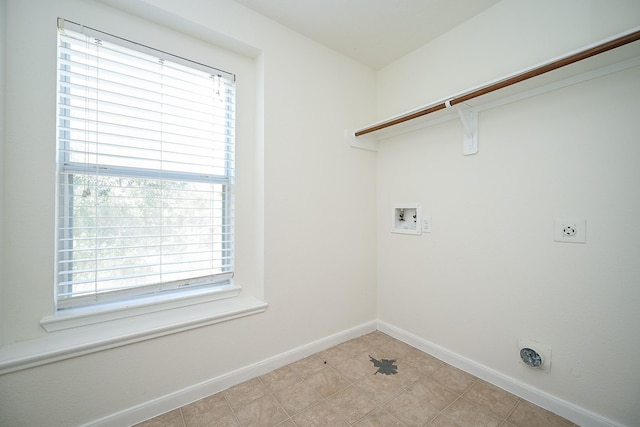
[56,20,236,310]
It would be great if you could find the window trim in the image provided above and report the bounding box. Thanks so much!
[55,18,237,310]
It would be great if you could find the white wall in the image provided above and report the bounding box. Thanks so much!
[0,0,377,425]
[376,1,640,426]
[0,0,5,349]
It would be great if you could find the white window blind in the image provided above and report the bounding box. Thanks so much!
[56,19,236,310]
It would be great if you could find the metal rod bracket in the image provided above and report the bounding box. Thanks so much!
[345,129,378,151]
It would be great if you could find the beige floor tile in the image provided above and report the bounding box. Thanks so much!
[181,393,233,427]
[431,364,477,394]
[288,354,326,378]
[223,378,269,410]
[352,406,403,426]
[233,394,288,427]
[292,402,349,426]
[272,379,322,416]
[317,344,353,364]
[377,337,416,358]
[361,332,397,351]
[325,385,377,424]
[427,414,463,427]
[402,377,460,411]
[508,400,573,427]
[395,363,423,388]
[201,413,239,427]
[384,389,441,427]
[303,365,352,398]
[404,347,444,377]
[355,368,410,405]
[134,409,184,427]
[336,336,373,356]
[331,351,379,382]
[462,379,519,418]
[260,364,301,393]
[441,397,504,426]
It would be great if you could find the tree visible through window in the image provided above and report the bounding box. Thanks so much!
[56,20,236,310]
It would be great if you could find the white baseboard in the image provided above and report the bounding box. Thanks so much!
[377,321,624,427]
[85,319,623,427]
[86,320,377,427]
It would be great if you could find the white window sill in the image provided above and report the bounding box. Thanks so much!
[41,284,243,332]
[0,289,267,375]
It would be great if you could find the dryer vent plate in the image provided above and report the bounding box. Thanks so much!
[520,347,543,367]
[518,338,551,372]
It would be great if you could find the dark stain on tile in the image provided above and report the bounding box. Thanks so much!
[369,355,398,375]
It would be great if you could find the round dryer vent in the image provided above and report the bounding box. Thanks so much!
[517,338,551,372]
[520,347,543,368]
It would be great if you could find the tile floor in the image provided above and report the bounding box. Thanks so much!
[135,332,578,427]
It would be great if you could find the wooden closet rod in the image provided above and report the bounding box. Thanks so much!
[355,29,640,137]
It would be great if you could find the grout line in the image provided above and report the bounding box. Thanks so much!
[462,377,478,391]
[267,361,348,425]
[440,391,465,416]
[222,389,243,427]
[379,405,409,426]
[257,375,293,426]
[503,397,522,427]
[462,377,479,395]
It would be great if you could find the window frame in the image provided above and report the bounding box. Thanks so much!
[55,19,237,311]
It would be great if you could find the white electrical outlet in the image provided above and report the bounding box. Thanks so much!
[554,219,586,243]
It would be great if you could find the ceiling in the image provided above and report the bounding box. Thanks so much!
[231,0,501,69]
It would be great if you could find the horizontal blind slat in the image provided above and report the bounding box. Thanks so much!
[59,169,231,185]
[57,256,234,279]
[58,71,236,118]
[58,90,236,130]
